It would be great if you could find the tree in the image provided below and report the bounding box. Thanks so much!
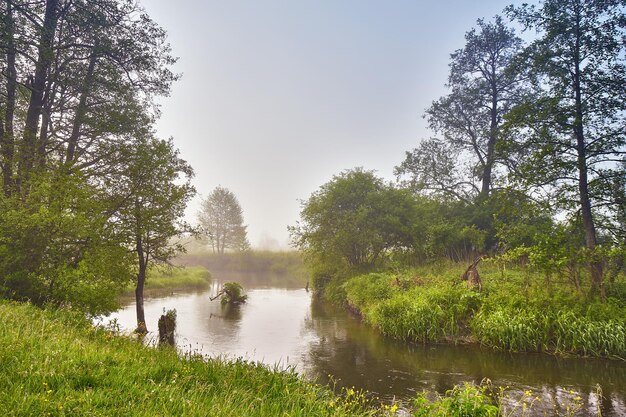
[0,0,184,317]
[198,186,250,254]
[289,168,418,289]
[506,0,626,294]
[0,0,177,194]
[0,171,133,315]
[111,136,195,333]
[396,16,526,201]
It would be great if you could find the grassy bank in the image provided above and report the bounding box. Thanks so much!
[124,266,211,293]
[0,301,375,416]
[0,301,512,416]
[0,301,580,417]
[341,262,626,359]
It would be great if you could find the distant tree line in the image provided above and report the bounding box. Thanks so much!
[291,0,625,298]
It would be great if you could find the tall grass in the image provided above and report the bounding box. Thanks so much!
[0,301,376,417]
[342,265,626,359]
[472,307,626,357]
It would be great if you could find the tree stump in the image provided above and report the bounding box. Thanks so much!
[158,309,177,346]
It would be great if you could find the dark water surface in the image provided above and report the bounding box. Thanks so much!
[102,274,626,416]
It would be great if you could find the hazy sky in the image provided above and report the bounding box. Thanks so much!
[141,0,516,249]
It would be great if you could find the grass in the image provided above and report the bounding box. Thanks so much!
[0,301,377,417]
[341,262,626,359]
[0,301,588,416]
[124,266,211,293]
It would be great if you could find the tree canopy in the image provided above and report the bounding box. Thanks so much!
[0,0,193,316]
[289,169,419,281]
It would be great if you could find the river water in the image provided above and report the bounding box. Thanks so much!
[102,274,626,416]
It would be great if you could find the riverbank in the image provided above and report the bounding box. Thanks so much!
[123,266,212,294]
[0,301,374,416]
[339,262,626,359]
[0,301,509,416]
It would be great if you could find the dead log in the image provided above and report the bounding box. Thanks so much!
[461,256,485,291]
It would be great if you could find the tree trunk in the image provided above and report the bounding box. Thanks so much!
[481,80,499,197]
[66,43,99,163]
[572,11,603,296]
[18,0,59,188]
[135,200,148,333]
[135,240,148,334]
[2,0,17,195]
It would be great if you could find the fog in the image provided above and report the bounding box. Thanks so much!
[141,0,512,249]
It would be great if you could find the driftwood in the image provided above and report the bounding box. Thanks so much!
[210,282,248,305]
[461,256,485,291]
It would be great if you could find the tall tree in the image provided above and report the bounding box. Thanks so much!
[111,136,195,333]
[0,0,177,193]
[198,186,250,255]
[396,16,525,201]
[506,0,626,294]
[0,0,187,317]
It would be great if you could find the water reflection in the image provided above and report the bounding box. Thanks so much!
[104,277,626,417]
[302,299,626,416]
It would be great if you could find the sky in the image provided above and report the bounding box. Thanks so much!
[141,0,516,250]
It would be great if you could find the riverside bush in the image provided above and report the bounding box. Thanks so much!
[412,382,498,417]
[345,273,481,343]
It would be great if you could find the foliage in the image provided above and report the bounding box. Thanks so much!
[0,172,132,315]
[112,136,195,268]
[110,136,195,332]
[396,16,525,201]
[217,282,248,306]
[341,264,626,359]
[289,168,421,291]
[412,382,499,417]
[505,0,626,291]
[197,186,250,254]
[0,1,192,317]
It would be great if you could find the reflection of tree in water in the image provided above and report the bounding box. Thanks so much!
[215,304,243,321]
[193,289,245,346]
[302,299,626,415]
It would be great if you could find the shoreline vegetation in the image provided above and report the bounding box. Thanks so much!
[1,301,585,416]
[122,266,212,294]
[326,261,626,360]
[152,251,626,361]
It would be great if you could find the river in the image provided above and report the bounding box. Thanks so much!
[101,273,626,416]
